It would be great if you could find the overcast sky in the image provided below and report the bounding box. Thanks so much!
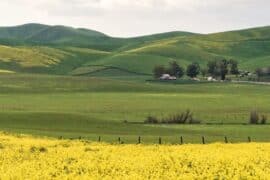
[0,0,269,37]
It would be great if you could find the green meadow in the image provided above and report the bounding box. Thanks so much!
[0,73,269,143]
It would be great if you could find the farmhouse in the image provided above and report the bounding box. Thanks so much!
[207,76,217,81]
[160,74,177,80]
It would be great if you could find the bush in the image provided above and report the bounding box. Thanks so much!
[249,110,267,125]
[186,63,200,78]
[144,110,200,124]
[145,115,159,124]
[261,115,267,124]
[249,110,259,124]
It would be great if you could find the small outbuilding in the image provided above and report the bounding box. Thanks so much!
[207,76,217,81]
[160,74,177,80]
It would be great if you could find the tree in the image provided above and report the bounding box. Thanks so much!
[229,59,239,75]
[186,62,200,78]
[153,65,166,78]
[218,59,229,80]
[207,59,229,80]
[168,61,184,78]
[255,68,262,76]
[201,68,208,77]
[255,67,270,81]
[207,60,218,77]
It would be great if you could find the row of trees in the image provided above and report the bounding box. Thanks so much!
[153,59,239,80]
[153,61,200,79]
[206,59,239,80]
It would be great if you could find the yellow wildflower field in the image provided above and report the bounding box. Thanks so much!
[0,132,269,179]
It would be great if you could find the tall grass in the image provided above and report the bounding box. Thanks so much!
[249,110,267,124]
[250,110,259,124]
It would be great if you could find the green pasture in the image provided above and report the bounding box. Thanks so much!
[0,74,269,143]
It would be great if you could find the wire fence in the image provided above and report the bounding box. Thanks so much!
[61,135,258,145]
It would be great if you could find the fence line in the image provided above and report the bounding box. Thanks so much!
[63,136,256,144]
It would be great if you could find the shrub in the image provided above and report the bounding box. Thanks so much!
[261,115,267,124]
[182,109,193,123]
[186,63,200,78]
[145,110,200,124]
[145,115,159,124]
[249,110,259,124]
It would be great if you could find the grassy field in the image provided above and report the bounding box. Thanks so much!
[0,73,269,143]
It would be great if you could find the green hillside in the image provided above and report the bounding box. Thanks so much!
[200,26,270,41]
[0,24,269,76]
[0,23,49,40]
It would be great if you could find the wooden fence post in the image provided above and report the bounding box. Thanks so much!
[98,136,101,142]
[118,137,121,144]
[224,136,228,143]
[138,136,141,144]
[202,136,205,144]
[159,137,162,144]
[248,136,251,142]
[180,136,183,145]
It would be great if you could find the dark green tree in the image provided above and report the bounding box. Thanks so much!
[229,59,239,75]
[218,59,229,80]
[168,61,184,78]
[207,59,229,80]
[255,67,270,81]
[207,60,218,76]
[255,68,262,76]
[201,68,208,77]
[186,62,200,78]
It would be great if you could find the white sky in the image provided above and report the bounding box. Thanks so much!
[1,0,269,37]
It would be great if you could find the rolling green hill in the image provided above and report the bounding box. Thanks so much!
[0,24,269,76]
[0,23,106,41]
